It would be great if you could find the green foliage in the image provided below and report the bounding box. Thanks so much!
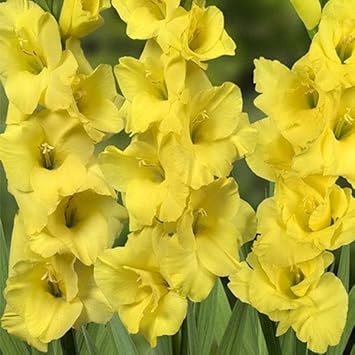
[337,245,350,292]
[32,0,64,20]
[0,219,30,355]
[328,286,355,355]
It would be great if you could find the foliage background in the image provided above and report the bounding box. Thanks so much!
[0,1,354,354]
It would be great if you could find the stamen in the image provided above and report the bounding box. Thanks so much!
[138,159,165,181]
[192,208,208,234]
[41,268,62,298]
[290,266,305,286]
[302,196,316,214]
[64,198,76,228]
[336,36,355,63]
[39,142,55,169]
[191,110,209,143]
[189,29,201,49]
[74,89,86,101]
[334,108,354,139]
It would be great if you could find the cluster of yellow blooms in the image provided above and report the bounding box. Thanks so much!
[0,0,127,351]
[0,0,353,353]
[94,0,257,347]
[228,0,355,353]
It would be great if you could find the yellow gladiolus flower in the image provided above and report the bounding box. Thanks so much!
[99,131,189,231]
[160,3,236,67]
[228,251,348,354]
[94,229,188,347]
[112,0,183,40]
[254,176,355,266]
[0,111,93,221]
[1,215,114,351]
[153,178,256,301]
[28,190,127,265]
[161,82,256,189]
[59,0,110,38]
[292,87,355,186]
[290,0,321,30]
[246,118,296,182]
[254,56,338,151]
[67,38,124,142]
[115,40,197,134]
[307,0,355,91]
[0,0,78,114]
[2,255,83,352]
[73,261,114,327]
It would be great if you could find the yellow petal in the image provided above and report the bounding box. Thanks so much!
[290,0,321,30]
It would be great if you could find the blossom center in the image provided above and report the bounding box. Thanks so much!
[336,36,355,63]
[139,159,165,182]
[39,142,55,170]
[41,268,63,298]
[190,110,209,143]
[16,28,45,74]
[334,108,354,140]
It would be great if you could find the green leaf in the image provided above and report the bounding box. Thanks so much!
[337,245,350,292]
[47,340,63,355]
[280,328,307,355]
[258,313,282,355]
[217,300,265,355]
[108,314,138,355]
[51,0,64,20]
[81,326,100,355]
[32,0,51,12]
[196,279,231,354]
[186,302,199,355]
[0,328,30,355]
[328,286,355,355]
[0,219,9,315]
[0,220,30,354]
[214,280,232,342]
[61,329,78,355]
[295,338,307,355]
[150,336,173,355]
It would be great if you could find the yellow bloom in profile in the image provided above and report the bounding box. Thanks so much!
[229,251,348,354]
[162,82,256,189]
[60,0,110,38]
[112,0,182,40]
[2,255,83,352]
[254,56,338,151]
[246,118,295,182]
[160,3,236,67]
[94,229,188,347]
[292,87,355,186]
[0,0,78,114]
[0,111,94,226]
[99,131,189,231]
[307,0,355,91]
[0,110,119,236]
[29,189,127,265]
[73,261,114,327]
[153,178,256,301]
[290,0,321,30]
[67,38,124,142]
[115,40,193,134]
[1,215,114,351]
[254,176,355,266]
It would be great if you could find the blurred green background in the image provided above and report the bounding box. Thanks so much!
[0,0,310,240]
